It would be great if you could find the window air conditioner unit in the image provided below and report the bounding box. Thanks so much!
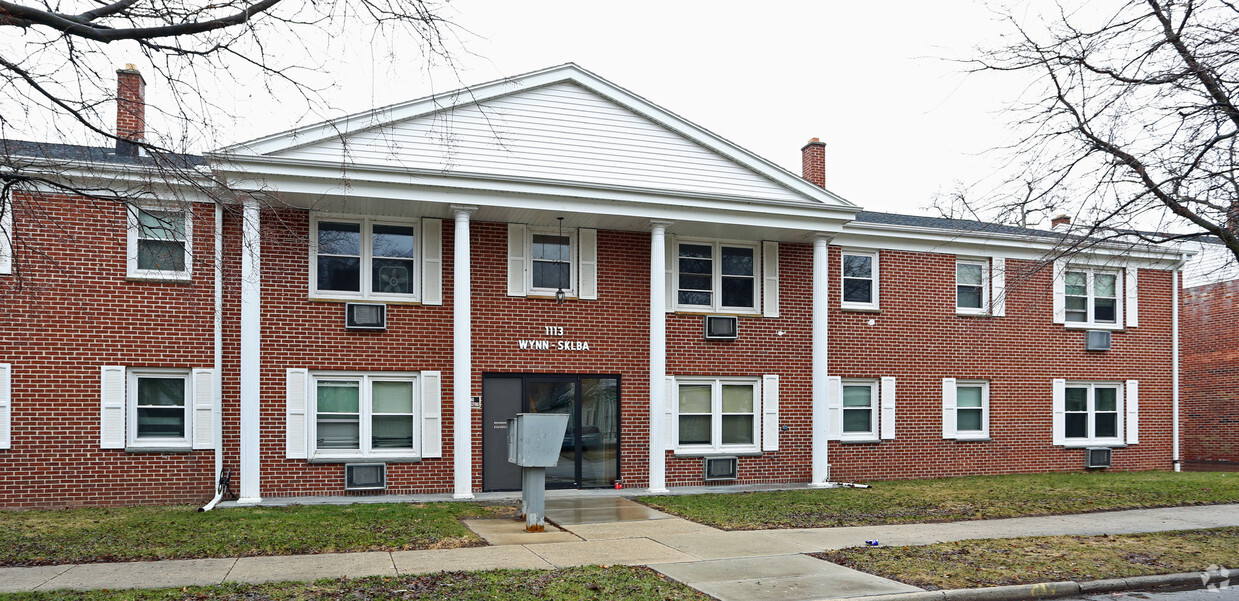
[344,463,387,490]
[1084,330,1111,351]
[1085,447,1112,469]
[703,456,739,481]
[346,303,387,330]
[704,315,738,340]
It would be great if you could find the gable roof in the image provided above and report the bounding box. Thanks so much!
[215,64,855,210]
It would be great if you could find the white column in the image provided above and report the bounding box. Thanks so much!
[648,221,670,493]
[452,206,477,499]
[237,199,262,504]
[810,234,832,487]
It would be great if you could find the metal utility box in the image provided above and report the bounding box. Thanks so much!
[507,413,570,467]
[506,412,570,532]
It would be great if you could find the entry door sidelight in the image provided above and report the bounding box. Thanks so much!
[527,378,577,487]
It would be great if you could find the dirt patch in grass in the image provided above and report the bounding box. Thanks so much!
[639,471,1239,529]
[814,527,1239,590]
[0,565,710,601]
[0,502,517,567]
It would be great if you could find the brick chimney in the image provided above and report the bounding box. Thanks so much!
[116,64,145,157]
[801,137,826,188]
[1051,214,1071,231]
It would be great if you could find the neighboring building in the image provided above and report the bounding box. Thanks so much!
[1181,238,1239,467]
[0,64,1191,509]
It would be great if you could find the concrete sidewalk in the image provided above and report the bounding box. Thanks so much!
[2,499,1236,600]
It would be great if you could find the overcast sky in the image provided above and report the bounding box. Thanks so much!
[16,1,1036,219]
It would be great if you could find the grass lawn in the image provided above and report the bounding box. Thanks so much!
[0,502,516,567]
[816,527,1239,590]
[639,471,1239,529]
[0,566,709,601]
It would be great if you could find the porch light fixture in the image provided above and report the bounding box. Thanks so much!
[555,217,567,304]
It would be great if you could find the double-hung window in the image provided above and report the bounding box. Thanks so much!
[127,206,192,280]
[841,251,878,310]
[1064,382,1122,444]
[676,241,758,312]
[956,259,988,314]
[675,378,759,453]
[529,230,575,295]
[127,369,191,450]
[1063,268,1121,326]
[944,379,990,440]
[0,196,12,275]
[311,374,418,460]
[313,218,418,300]
[841,380,878,440]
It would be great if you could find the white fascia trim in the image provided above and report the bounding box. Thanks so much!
[213,64,855,209]
[212,159,857,236]
[835,223,1186,267]
[12,157,218,200]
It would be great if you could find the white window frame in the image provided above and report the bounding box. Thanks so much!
[127,204,192,281]
[840,250,879,311]
[1062,267,1123,329]
[955,259,989,315]
[673,239,761,314]
[308,372,421,461]
[840,379,879,441]
[0,196,12,275]
[954,380,990,440]
[527,226,578,298]
[310,216,420,301]
[126,368,192,451]
[1063,381,1124,446]
[672,377,760,454]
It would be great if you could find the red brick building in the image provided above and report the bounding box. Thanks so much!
[1181,240,1239,467]
[0,65,1191,509]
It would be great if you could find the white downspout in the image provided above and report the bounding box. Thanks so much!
[200,202,225,511]
[1172,264,1181,472]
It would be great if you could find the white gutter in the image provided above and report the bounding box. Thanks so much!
[200,202,226,511]
[1172,263,1182,472]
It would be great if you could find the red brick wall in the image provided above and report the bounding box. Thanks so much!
[1,196,1180,507]
[0,192,217,509]
[1182,279,1239,463]
[825,249,1174,480]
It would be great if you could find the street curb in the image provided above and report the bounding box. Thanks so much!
[822,568,1236,601]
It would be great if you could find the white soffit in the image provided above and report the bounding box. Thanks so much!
[215,64,855,211]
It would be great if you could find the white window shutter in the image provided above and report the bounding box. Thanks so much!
[991,257,1006,317]
[0,363,11,449]
[762,374,779,451]
[826,376,843,441]
[422,218,443,306]
[1052,378,1066,446]
[665,235,675,312]
[880,377,896,440]
[421,371,442,458]
[1125,268,1139,328]
[763,241,779,317]
[579,228,598,300]
[665,376,676,448]
[942,378,957,440]
[1052,259,1066,324]
[285,369,308,459]
[1125,380,1139,444]
[191,368,215,450]
[100,366,126,449]
[507,223,527,297]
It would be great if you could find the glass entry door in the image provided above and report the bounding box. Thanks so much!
[482,374,619,491]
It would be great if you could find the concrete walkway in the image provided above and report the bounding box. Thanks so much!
[2,499,1237,600]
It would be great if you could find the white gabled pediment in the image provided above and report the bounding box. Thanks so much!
[220,64,855,209]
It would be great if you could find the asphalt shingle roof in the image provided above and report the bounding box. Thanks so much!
[1,139,205,168]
